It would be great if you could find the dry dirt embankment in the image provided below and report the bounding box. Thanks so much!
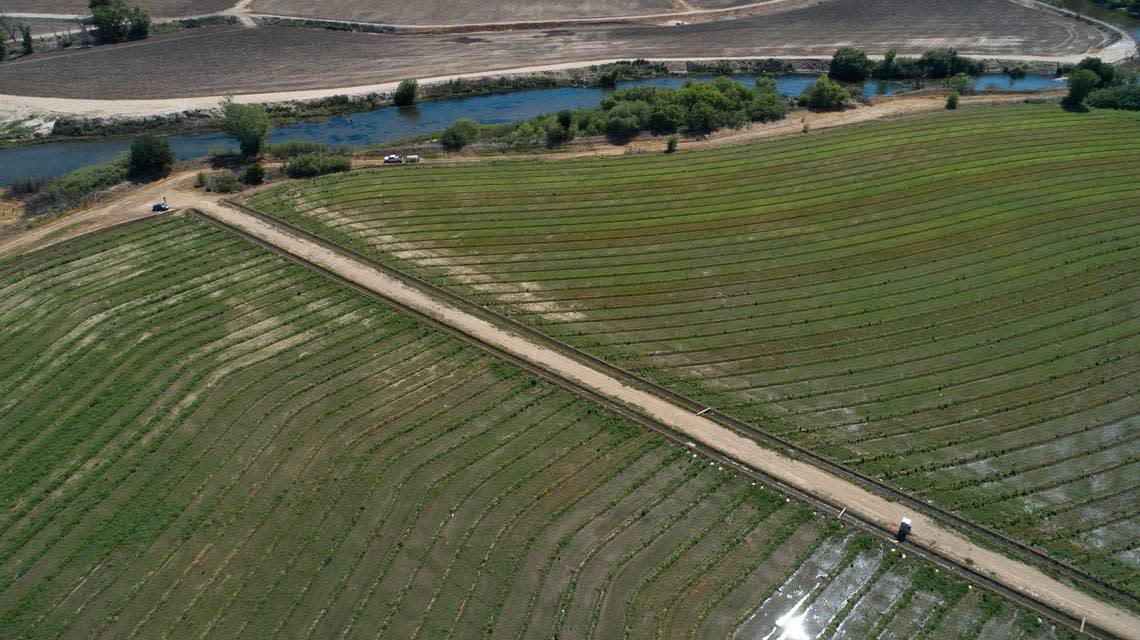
[189,196,1140,640]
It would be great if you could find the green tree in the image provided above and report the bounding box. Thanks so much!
[666,135,678,153]
[127,5,150,40]
[127,135,174,181]
[829,47,873,82]
[1087,84,1140,110]
[0,30,7,61]
[1072,57,1117,88]
[798,75,851,110]
[393,79,418,107]
[440,118,479,150]
[1063,69,1101,109]
[221,99,272,157]
[946,91,959,110]
[21,26,33,55]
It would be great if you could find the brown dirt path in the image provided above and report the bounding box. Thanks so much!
[190,196,1140,640]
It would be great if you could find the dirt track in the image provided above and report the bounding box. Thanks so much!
[188,195,1140,640]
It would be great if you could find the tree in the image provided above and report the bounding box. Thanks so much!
[440,118,479,150]
[127,135,174,180]
[221,99,272,157]
[241,163,266,185]
[393,79,418,107]
[798,75,851,110]
[127,5,150,40]
[666,135,678,153]
[557,109,574,130]
[21,26,33,55]
[829,47,873,82]
[605,113,640,142]
[1072,57,1117,88]
[0,31,6,61]
[945,91,959,110]
[1063,69,1101,109]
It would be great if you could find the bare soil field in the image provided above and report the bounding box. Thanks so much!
[1,0,233,17]
[248,0,691,25]
[0,0,1112,100]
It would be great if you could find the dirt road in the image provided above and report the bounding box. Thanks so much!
[190,197,1139,640]
[0,171,199,263]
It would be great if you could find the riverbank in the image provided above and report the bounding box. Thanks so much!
[0,56,1075,148]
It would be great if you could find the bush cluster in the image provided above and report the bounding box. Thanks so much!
[265,140,352,159]
[127,135,174,181]
[284,154,351,178]
[860,47,983,81]
[1086,84,1140,110]
[89,0,151,44]
[798,75,851,110]
[1089,0,1139,16]
[485,77,790,148]
[14,157,128,216]
[1061,57,1133,110]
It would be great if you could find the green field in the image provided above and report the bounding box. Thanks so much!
[248,104,1140,598]
[0,215,1064,638]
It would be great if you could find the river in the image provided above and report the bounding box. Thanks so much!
[0,73,1067,185]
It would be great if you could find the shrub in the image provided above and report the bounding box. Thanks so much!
[220,99,272,157]
[947,73,974,95]
[665,135,678,153]
[242,163,266,185]
[0,31,6,61]
[127,135,174,181]
[394,79,418,107]
[1005,63,1029,79]
[440,118,480,150]
[1063,69,1101,109]
[90,0,150,44]
[24,157,128,215]
[209,173,242,193]
[798,75,851,110]
[544,123,571,147]
[1087,84,1140,110]
[748,91,791,122]
[7,177,46,196]
[946,91,959,110]
[21,26,33,55]
[194,171,208,188]
[829,47,874,82]
[605,114,641,142]
[284,154,351,178]
[266,140,330,158]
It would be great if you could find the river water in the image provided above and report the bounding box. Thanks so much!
[0,73,1066,185]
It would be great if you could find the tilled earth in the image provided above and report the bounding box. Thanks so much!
[248,0,695,25]
[1,0,234,17]
[0,0,1113,100]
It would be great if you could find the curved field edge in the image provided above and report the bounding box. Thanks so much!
[244,103,1140,600]
[0,214,1076,638]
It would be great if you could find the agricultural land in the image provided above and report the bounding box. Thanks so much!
[247,103,1140,602]
[0,0,1115,102]
[0,213,1068,639]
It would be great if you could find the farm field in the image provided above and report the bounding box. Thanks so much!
[0,0,233,17]
[248,104,1140,600]
[0,0,1111,99]
[247,0,711,25]
[0,214,1063,638]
